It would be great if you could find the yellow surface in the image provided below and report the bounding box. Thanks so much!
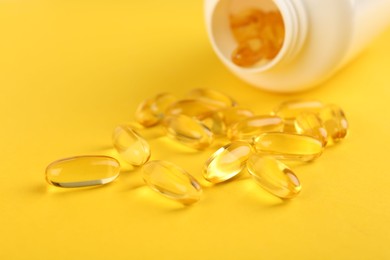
[1,1,390,259]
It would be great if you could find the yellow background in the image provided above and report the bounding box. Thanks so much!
[1,1,389,259]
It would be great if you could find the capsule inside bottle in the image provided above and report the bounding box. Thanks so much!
[45,155,121,188]
[247,154,301,199]
[230,7,285,67]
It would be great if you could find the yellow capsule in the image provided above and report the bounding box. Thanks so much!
[203,141,253,183]
[165,99,222,118]
[187,88,236,107]
[247,155,301,199]
[230,9,265,42]
[295,112,328,145]
[318,104,348,146]
[218,107,255,126]
[142,160,202,205]
[272,100,324,121]
[227,115,284,143]
[230,9,285,66]
[112,125,151,166]
[231,38,266,67]
[135,92,177,127]
[198,112,227,136]
[254,132,324,162]
[45,155,120,188]
[163,115,213,150]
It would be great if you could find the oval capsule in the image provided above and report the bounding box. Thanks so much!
[318,104,348,146]
[254,132,324,162]
[217,107,255,126]
[142,160,202,205]
[135,92,177,127]
[165,99,222,118]
[247,155,301,199]
[112,125,151,166]
[187,88,236,107]
[203,141,253,183]
[295,112,328,145]
[45,155,120,188]
[198,112,227,136]
[227,115,284,143]
[272,100,324,121]
[163,115,213,150]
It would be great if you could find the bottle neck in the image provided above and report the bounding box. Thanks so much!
[272,0,307,69]
[206,0,308,73]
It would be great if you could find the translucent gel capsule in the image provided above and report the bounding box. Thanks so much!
[203,141,253,183]
[295,112,328,146]
[231,38,266,67]
[272,100,324,121]
[254,132,324,162]
[187,88,236,107]
[135,92,177,127]
[163,115,213,150]
[247,155,301,199]
[227,115,284,143]
[198,112,227,136]
[272,100,324,132]
[262,11,285,59]
[230,9,285,67]
[45,155,120,188]
[318,104,349,146]
[230,9,265,41]
[218,107,255,126]
[165,99,222,118]
[142,160,202,205]
[112,125,151,166]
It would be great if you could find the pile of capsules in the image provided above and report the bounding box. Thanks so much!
[45,88,348,205]
[230,8,285,67]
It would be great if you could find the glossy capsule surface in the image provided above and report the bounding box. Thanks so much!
[230,9,285,67]
[163,115,213,150]
[135,93,177,127]
[227,115,284,143]
[165,99,222,118]
[203,141,253,183]
[218,107,255,126]
[187,88,236,107]
[295,112,328,145]
[272,100,324,121]
[112,125,151,166]
[247,155,301,199]
[254,132,324,162]
[142,160,202,205]
[318,104,348,146]
[45,155,120,188]
[197,107,255,136]
[198,112,227,136]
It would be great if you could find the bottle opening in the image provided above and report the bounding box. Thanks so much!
[210,0,288,71]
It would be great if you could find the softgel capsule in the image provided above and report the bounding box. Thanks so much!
[46,88,348,204]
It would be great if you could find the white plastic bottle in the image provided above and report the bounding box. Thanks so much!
[204,0,390,92]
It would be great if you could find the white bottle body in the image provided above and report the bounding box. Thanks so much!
[205,0,390,92]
